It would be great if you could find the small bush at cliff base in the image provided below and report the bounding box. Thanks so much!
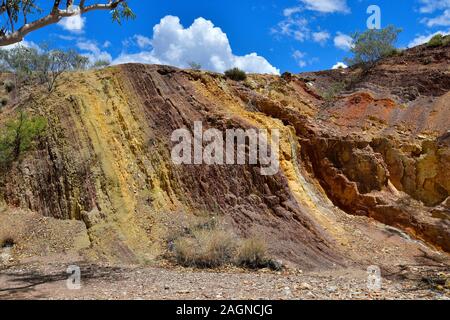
[174,229,236,268]
[168,215,281,270]
[225,68,247,81]
[236,237,271,269]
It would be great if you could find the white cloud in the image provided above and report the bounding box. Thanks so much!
[408,30,450,47]
[292,50,306,60]
[133,35,152,49]
[290,50,319,69]
[274,1,348,44]
[113,16,279,75]
[58,14,85,33]
[418,0,450,13]
[283,7,302,17]
[312,31,330,45]
[292,50,311,68]
[334,32,353,50]
[300,0,350,13]
[271,15,310,42]
[332,62,348,69]
[417,0,450,27]
[281,0,349,17]
[77,40,112,63]
[422,9,450,27]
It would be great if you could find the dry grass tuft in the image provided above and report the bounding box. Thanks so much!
[174,229,236,268]
[167,214,279,270]
[236,237,270,269]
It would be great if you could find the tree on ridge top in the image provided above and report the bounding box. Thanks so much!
[345,25,402,68]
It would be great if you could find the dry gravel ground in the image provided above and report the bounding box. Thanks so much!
[1,207,449,300]
[0,262,449,300]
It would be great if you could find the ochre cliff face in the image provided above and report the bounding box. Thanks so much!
[0,43,449,266]
[0,65,345,267]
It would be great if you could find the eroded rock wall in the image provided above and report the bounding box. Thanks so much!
[0,42,449,265]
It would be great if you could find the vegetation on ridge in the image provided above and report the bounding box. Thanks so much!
[345,25,402,68]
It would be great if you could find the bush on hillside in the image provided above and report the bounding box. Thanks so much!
[225,68,247,81]
[0,111,47,166]
[427,34,444,47]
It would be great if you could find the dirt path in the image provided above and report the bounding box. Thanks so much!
[1,262,449,300]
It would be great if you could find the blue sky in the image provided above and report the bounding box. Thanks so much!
[15,0,450,74]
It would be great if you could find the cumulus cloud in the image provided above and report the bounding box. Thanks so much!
[58,14,85,33]
[312,31,330,45]
[77,40,112,63]
[408,30,450,47]
[334,32,353,50]
[113,16,279,75]
[332,62,348,69]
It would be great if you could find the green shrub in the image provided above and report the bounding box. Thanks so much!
[0,111,47,166]
[444,36,450,46]
[427,34,444,47]
[345,25,402,67]
[225,68,247,81]
[322,81,346,101]
[385,48,403,57]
